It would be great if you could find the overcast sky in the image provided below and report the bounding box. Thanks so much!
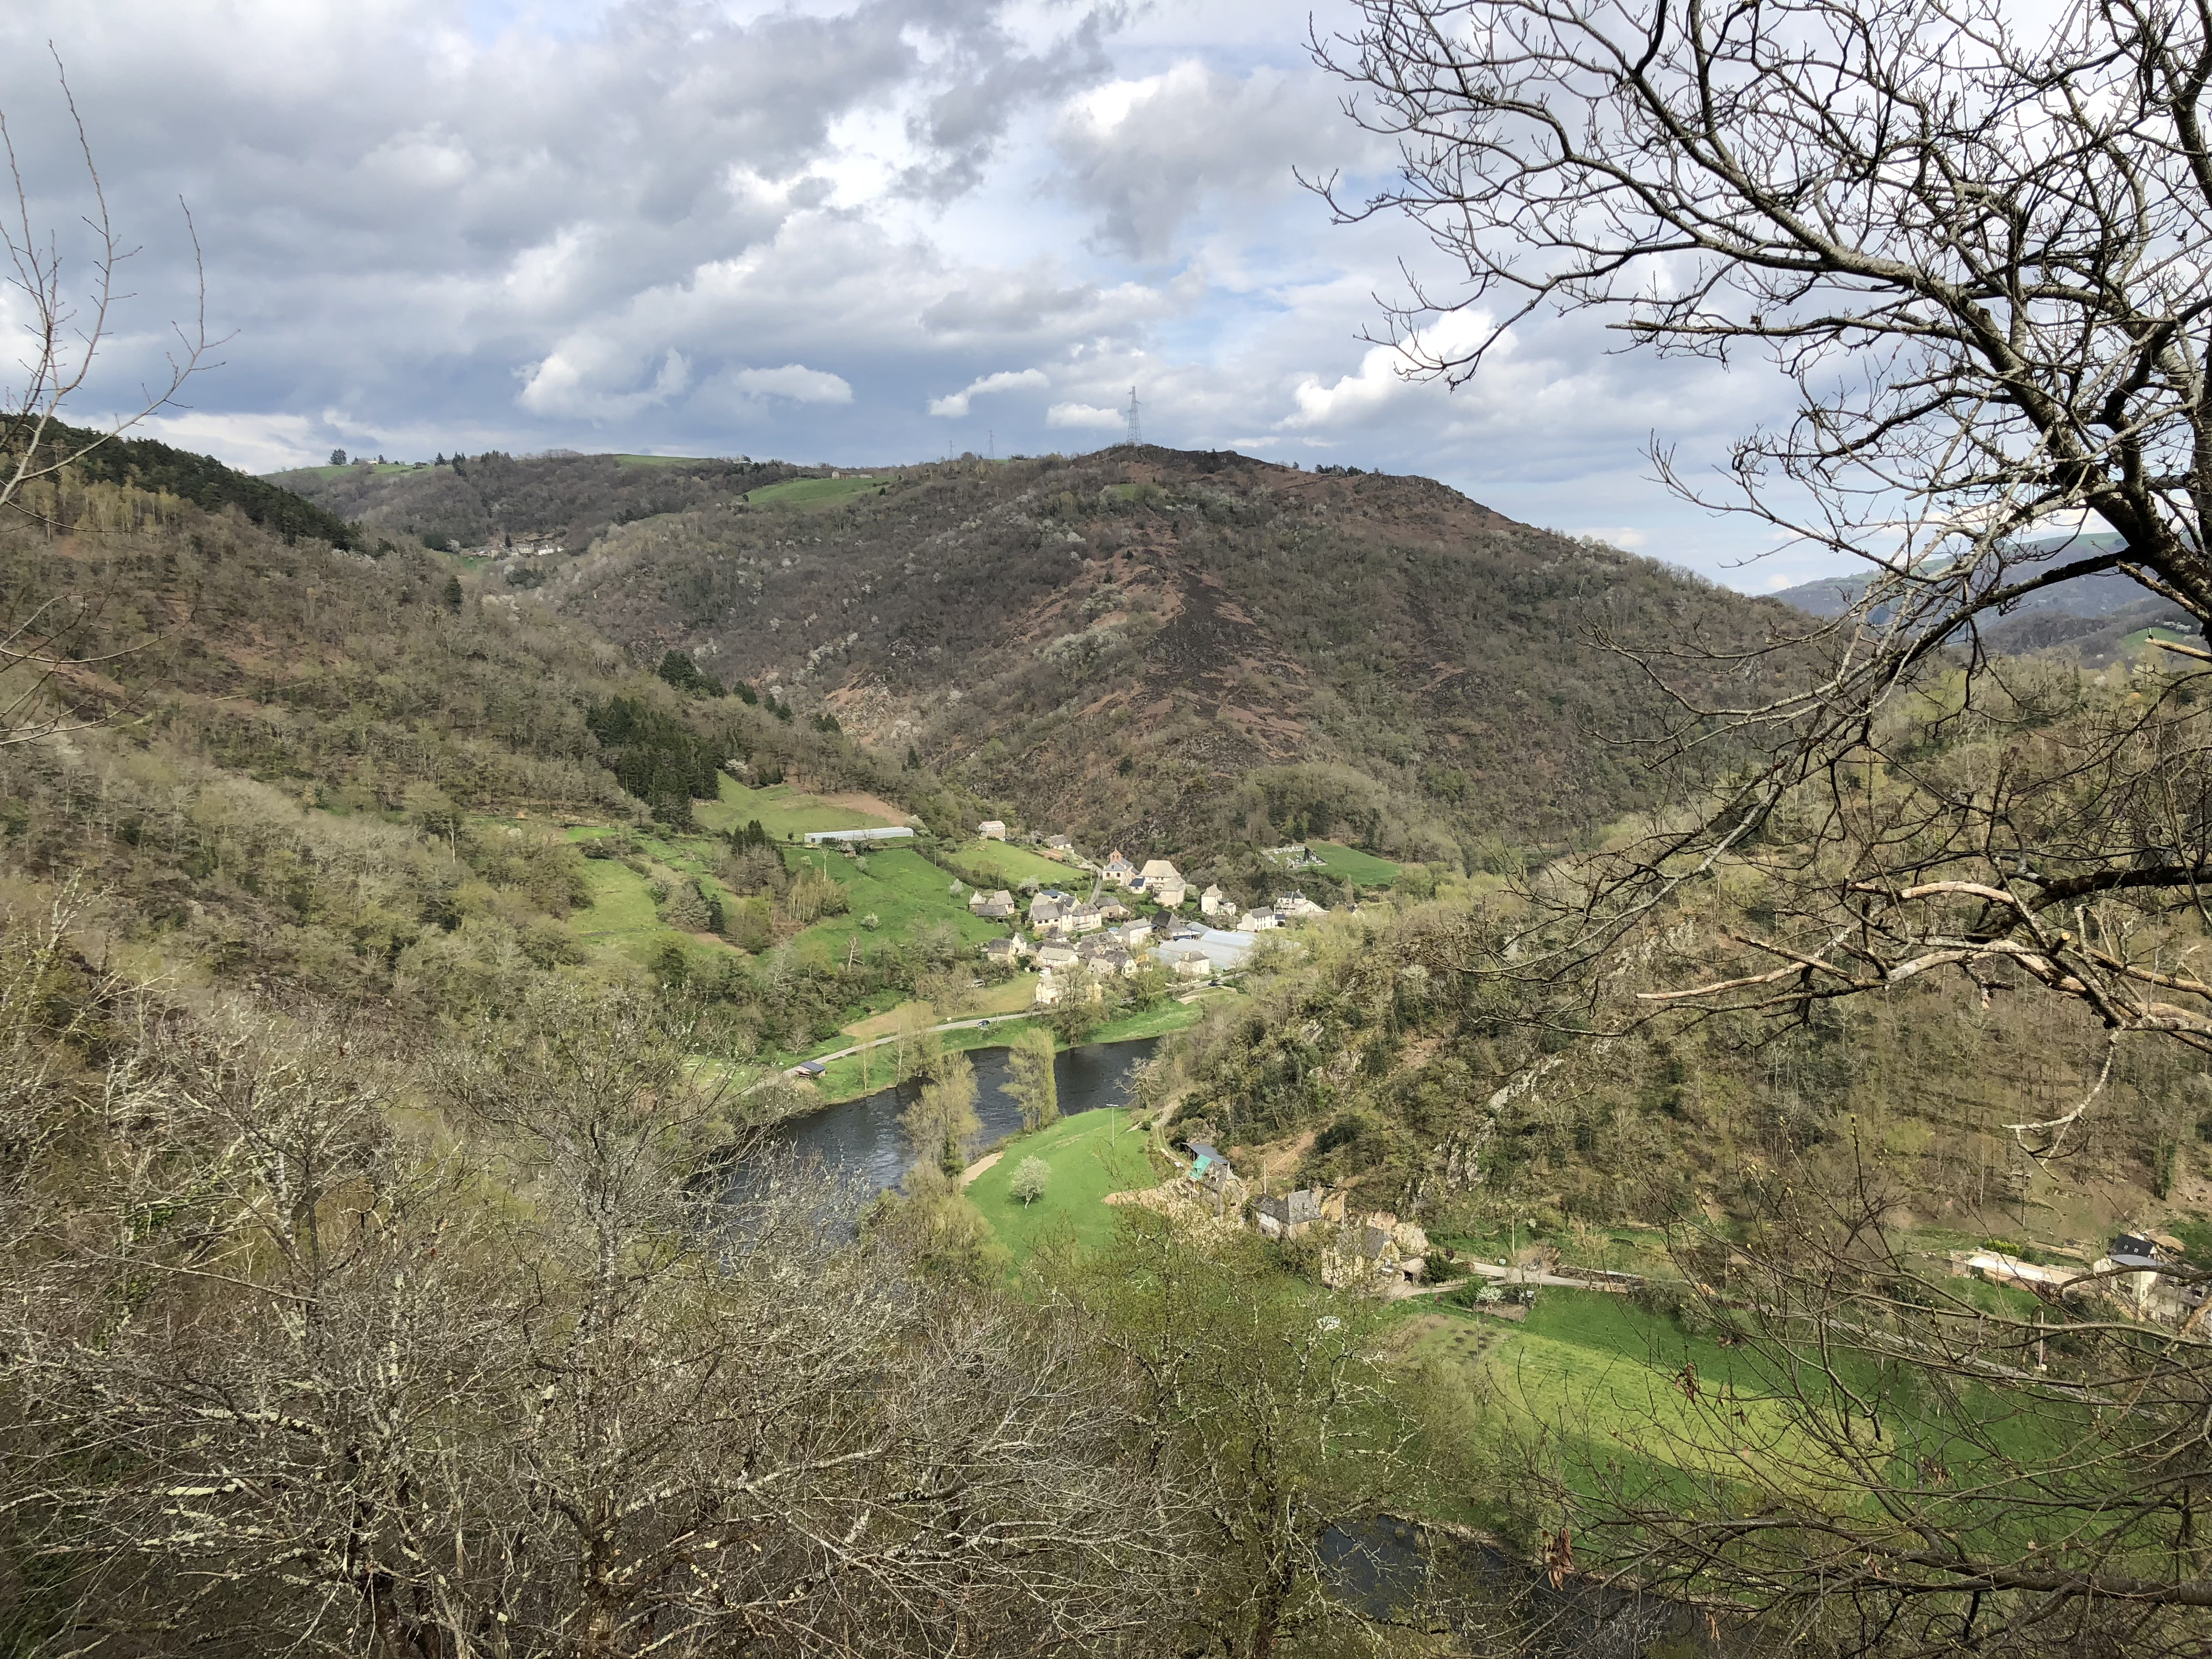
[0,0,1828,588]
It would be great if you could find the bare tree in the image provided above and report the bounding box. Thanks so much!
[0,52,213,749]
[1318,3,2212,1646]
[1314,0,2212,1071]
[3,985,1177,1657]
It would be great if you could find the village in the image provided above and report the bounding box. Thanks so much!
[959,818,1332,1007]
[794,815,1340,1011]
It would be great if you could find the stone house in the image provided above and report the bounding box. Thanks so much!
[978,820,1008,841]
[1102,850,1137,886]
[1318,1214,1432,1290]
[1138,859,1187,907]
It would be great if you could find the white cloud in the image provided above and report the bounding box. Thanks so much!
[0,0,1819,585]
[928,367,1047,417]
[132,410,327,473]
[1047,401,1124,430]
[1281,312,1495,430]
[732,364,854,404]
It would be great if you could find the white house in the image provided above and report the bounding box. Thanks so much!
[1102,849,1137,887]
[978,820,1008,841]
[1199,883,1235,917]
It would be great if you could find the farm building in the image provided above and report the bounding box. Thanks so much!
[801,826,915,846]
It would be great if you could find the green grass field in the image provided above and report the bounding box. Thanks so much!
[612,453,716,468]
[952,838,1081,888]
[693,776,895,839]
[2127,624,2197,658]
[785,845,1000,968]
[1086,992,1230,1045]
[1302,841,1401,888]
[966,1108,1158,1265]
[746,475,880,509]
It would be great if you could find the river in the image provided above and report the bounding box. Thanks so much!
[774,1036,1160,1194]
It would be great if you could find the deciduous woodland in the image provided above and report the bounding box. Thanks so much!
[15,0,2212,1652]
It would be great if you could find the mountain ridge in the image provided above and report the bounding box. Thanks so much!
[283,445,1806,871]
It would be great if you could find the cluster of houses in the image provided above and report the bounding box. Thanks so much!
[1953,1230,2208,1329]
[1161,1147,1433,1292]
[966,825,1338,1008]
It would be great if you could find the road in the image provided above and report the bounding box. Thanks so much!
[782,1012,1044,1077]
[780,986,1219,1078]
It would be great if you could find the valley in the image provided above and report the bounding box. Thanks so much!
[1,426,2205,1657]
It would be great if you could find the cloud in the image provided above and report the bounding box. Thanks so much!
[0,0,1821,587]
[1280,312,1496,430]
[1050,61,1378,260]
[928,367,1047,417]
[731,364,854,405]
[1047,400,1124,430]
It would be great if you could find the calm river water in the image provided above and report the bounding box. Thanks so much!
[774,1036,1159,1194]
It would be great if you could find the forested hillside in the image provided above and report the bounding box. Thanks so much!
[276,450,800,556]
[284,446,1806,868]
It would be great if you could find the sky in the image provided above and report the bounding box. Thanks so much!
[0,0,1829,589]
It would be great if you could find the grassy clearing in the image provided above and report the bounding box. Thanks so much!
[843,977,1037,1042]
[1086,992,1231,1045]
[966,1108,1159,1265]
[1405,1290,1829,1503]
[693,776,893,839]
[573,859,661,937]
[746,475,880,509]
[613,453,714,468]
[785,846,999,968]
[1302,841,1401,888]
[2127,624,2197,658]
[952,839,1080,888]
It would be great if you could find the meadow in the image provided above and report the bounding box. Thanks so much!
[745,474,881,509]
[1299,841,1401,888]
[952,837,1082,888]
[964,1108,1160,1265]
[693,775,898,839]
[786,844,1003,967]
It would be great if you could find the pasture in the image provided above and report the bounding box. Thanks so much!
[965,1108,1158,1265]
[693,776,896,839]
[785,845,1002,967]
[1302,841,1401,888]
[952,838,1080,888]
[746,474,881,509]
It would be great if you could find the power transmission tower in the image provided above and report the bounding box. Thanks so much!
[1124,385,1142,447]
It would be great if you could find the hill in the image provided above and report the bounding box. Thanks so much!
[270,449,801,556]
[284,446,1806,875]
[1770,533,2198,665]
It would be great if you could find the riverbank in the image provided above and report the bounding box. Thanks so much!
[771,1036,1164,1198]
[795,988,1234,1105]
